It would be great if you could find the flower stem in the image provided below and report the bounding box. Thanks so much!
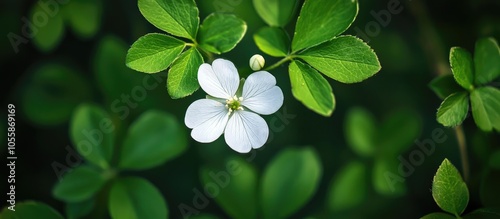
[264,56,293,71]
[455,125,470,182]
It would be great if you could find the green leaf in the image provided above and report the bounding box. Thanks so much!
[138,0,199,40]
[254,27,289,57]
[376,109,422,157]
[31,2,65,52]
[109,177,168,219]
[126,33,186,73]
[292,0,358,52]
[372,158,406,196]
[450,47,475,90]
[198,13,246,54]
[200,157,257,219]
[470,86,500,132]
[437,92,469,127]
[464,208,500,219]
[167,47,203,98]
[1,201,63,219]
[21,63,91,126]
[432,158,469,216]
[299,35,381,83]
[53,166,107,203]
[289,60,335,116]
[261,147,322,219]
[474,37,500,85]
[327,161,366,211]
[119,110,187,170]
[420,212,456,219]
[429,74,464,100]
[252,0,299,27]
[64,0,102,39]
[66,199,94,219]
[345,107,376,157]
[70,104,114,168]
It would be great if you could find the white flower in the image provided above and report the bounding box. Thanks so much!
[185,59,284,153]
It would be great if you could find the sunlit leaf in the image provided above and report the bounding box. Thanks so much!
[198,13,246,54]
[299,36,381,83]
[470,86,500,132]
[126,33,185,73]
[437,92,469,127]
[432,159,469,215]
[449,47,474,90]
[138,0,199,40]
[252,0,299,27]
[254,27,289,57]
[167,47,203,98]
[292,0,358,52]
[289,60,335,116]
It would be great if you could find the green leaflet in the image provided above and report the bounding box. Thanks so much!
[299,36,381,83]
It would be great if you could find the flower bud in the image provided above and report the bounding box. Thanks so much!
[249,54,265,71]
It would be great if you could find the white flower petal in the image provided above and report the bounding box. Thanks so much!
[185,99,229,143]
[224,111,269,153]
[198,59,240,99]
[242,71,284,115]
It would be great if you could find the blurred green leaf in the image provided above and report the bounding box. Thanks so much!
[93,35,145,101]
[376,109,422,157]
[138,0,198,40]
[292,0,358,52]
[450,47,474,90]
[66,198,94,219]
[420,212,455,219]
[254,27,289,57]
[480,170,500,208]
[109,177,168,219]
[1,201,63,219]
[53,166,106,203]
[345,107,376,157]
[474,37,500,85]
[190,215,221,219]
[252,0,298,27]
[70,104,114,168]
[372,158,406,196]
[289,60,335,116]
[261,147,322,219]
[64,0,102,39]
[470,86,500,132]
[126,33,185,73]
[327,161,366,211]
[31,1,65,52]
[200,157,257,219]
[299,36,381,83]
[429,74,464,100]
[432,159,469,216]
[437,92,469,127]
[167,47,203,98]
[463,208,500,219]
[119,110,187,170]
[198,13,246,54]
[21,63,91,126]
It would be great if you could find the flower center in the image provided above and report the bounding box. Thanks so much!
[226,95,244,113]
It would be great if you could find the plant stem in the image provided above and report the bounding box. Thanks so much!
[407,1,470,181]
[455,125,469,182]
[264,56,293,71]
